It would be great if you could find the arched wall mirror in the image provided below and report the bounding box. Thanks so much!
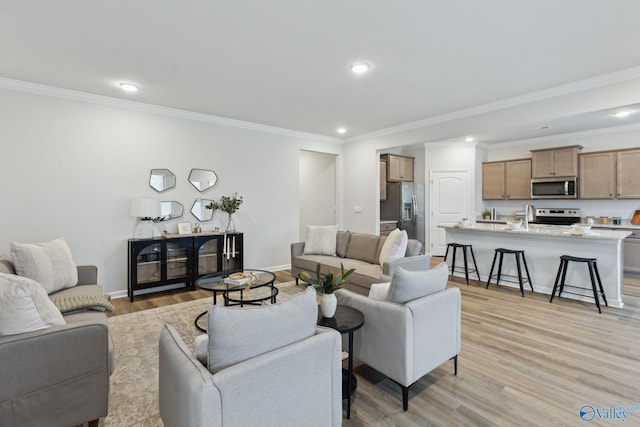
[160,201,184,220]
[188,169,218,192]
[149,169,177,192]
[191,198,214,221]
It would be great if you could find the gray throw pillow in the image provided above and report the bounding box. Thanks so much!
[206,287,318,373]
[346,233,380,264]
[388,263,448,304]
[336,231,351,258]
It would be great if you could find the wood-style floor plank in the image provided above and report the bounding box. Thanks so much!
[110,263,640,426]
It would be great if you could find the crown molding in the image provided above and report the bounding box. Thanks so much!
[347,66,640,143]
[0,77,343,144]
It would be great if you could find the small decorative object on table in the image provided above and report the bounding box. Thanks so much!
[298,263,355,318]
[482,209,491,220]
[224,272,257,292]
[206,193,243,232]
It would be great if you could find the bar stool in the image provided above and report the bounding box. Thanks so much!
[444,243,480,285]
[485,248,533,297]
[550,255,607,314]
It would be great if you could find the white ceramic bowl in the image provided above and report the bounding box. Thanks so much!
[506,220,522,230]
[571,224,592,234]
[458,219,471,228]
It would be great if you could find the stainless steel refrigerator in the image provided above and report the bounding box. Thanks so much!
[380,182,417,240]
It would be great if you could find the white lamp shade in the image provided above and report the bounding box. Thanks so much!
[130,198,161,218]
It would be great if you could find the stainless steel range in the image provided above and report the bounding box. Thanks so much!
[533,208,581,225]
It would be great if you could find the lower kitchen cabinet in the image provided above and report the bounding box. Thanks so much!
[128,232,243,301]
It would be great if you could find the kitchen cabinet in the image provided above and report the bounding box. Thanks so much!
[531,145,582,178]
[579,151,615,199]
[617,148,640,198]
[382,154,414,182]
[482,159,531,200]
[380,221,398,236]
[579,148,640,199]
[380,160,387,200]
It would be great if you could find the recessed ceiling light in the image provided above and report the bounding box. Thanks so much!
[465,137,474,142]
[337,127,347,135]
[350,63,370,74]
[613,110,633,118]
[119,82,140,92]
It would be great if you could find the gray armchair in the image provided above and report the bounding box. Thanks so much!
[159,288,343,427]
[335,264,461,411]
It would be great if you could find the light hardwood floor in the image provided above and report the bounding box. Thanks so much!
[110,264,640,426]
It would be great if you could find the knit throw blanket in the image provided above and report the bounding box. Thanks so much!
[52,294,114,314]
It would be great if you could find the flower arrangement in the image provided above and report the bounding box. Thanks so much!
[298,263,355,295]
[206,193,243,214]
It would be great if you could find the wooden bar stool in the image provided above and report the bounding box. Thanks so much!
[550,255,607,313]
[444,243,481,285]
[485,248,533,297]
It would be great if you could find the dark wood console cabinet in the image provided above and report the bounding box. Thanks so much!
[128,232,243,301]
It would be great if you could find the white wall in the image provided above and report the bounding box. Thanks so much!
[0,88,342,296]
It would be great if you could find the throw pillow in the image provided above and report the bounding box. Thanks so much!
[303,225,338,256]
[378,228,408,267]
[194,334,208,366]
[336,231,352,258]
[345,233,380,264]
[10,238,78,294]
[388,262,448,304]
[368,281,391,301]
[206,287,318,373]
[0,272,66,336]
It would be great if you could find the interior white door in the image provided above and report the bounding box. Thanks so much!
[429,170,470,256]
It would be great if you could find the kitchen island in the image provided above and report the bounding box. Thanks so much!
[438,223,631,308]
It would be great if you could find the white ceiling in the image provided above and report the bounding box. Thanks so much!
[2,1,640,143]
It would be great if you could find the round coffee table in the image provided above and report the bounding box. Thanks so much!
[195,269,277,332]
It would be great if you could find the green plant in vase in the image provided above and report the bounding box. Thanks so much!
[206,193,243,231]
[298,263,355,318]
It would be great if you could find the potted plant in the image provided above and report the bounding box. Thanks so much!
[482,209,491,220]
[298,262,355,318]
[206,193,243,231]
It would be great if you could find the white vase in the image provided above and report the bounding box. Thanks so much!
[320,293,337,318]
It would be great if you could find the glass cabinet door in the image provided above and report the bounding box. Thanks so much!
[166,241,190,280]
[136,243,162,284]
[196,236,221,275]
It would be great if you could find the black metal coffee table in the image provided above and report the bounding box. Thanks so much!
[195,269,277,332]
[317,305,364,419]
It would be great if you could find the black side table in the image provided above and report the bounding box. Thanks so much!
[317,305,364,419]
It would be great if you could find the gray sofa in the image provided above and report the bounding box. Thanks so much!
[0,255,114,427]
[291,231,431,295]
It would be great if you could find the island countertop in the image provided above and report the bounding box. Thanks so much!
[439,222,631,241]
[438,223,628,308]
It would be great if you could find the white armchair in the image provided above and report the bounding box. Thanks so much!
[159,288,343,427]
[335,263,461,411]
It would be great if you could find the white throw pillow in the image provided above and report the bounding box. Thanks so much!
[388,262,448,304]
[0,272,66,336]
[368,281,391,301]
[303,225,338,256]
[378,228,408,267]
[10,238,78,294]
[206,287,318,373]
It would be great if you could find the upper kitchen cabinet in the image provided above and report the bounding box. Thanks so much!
[482,159,531,200]
[382,154,414,182]
[530,145,582,178]
[379,159,387,200]
[617,148,640,198]
[579,151,616,199]
[579,148,640,199]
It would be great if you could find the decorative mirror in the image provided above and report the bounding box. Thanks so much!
[188,168,218,192]
[149,169,176,192]
[160,201,184,220]
[191,198,214,221]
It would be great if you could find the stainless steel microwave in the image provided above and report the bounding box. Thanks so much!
[531,177,578,199]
